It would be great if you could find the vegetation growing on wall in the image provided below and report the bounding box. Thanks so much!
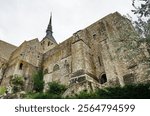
[26,81,67,99]
[25,82,150,99]
[68,83,150,99]
[11,75,24,93]
[47,81,67,95]
[0,87,6,95]
[32,70,44,92]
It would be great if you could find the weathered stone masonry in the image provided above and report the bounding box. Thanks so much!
[0,12,150,96]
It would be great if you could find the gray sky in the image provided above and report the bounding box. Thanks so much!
[0,0,135,46]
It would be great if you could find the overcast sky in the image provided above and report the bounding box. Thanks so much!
[0,0,135,46]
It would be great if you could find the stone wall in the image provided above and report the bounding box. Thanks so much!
[41,38,58,53]
[0,40,17,84]
[84,12,150,86]
[0,38,43,92]
[1,12,150,95]
[10,39,43,67]
[43,38,72,91]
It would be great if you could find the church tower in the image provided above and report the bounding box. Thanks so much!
[41,13,57,53]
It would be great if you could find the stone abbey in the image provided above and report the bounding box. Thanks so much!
[0,12,150,96]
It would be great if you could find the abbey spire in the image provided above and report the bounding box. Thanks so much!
[46,13,53,36]
[44,13,57,43]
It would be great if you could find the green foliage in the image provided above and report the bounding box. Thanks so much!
[134,18,150,40]
[25,92,62,99]
[69,83,150,99]
[32,70,44,92]
[47,81,67,95]
[25,81,67,99]
[25,82,150,99]
[11,76,24,86]
[25,92,47,99]
[67,90,97,99]
[132,0,150,44]
[132,0,150,17]
[131,0,150,43]
[0,87,6,95]
[11,76,24,93]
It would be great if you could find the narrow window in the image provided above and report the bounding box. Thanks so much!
[19,63,23,70]
[48,41,50,46]
[98,56,102,66]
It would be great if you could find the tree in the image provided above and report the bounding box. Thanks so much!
[132,0,150,17]
[131,0,150,42]
[134,18,150,40]
[48,81,67,95]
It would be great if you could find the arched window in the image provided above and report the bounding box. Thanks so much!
[19,63,23,70]
[99,74,107,84]
[53,64,60,71]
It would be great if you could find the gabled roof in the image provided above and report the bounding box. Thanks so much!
[0,40,17,60]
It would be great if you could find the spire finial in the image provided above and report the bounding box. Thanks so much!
[46,12,53,36]
[49,12,52,26]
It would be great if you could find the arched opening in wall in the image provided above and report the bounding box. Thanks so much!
[99,74,107,84]
[44,68,48,74]
[19,63,23,70]
[53,64,60,72]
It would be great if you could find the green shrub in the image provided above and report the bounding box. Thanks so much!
[25,92,47,99]
[11,76,24,93]
[25,92,62,99]
[25,82,150,99]
[0,87,6,95]
[25,81,67,99]
[32,70,44,92]
[11,76,24,86]
[69,83,150,99]
[47,81,67,95]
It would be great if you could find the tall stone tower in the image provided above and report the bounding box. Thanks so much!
[41,13,57,53]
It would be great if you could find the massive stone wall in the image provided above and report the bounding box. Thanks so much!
[43,12,150,93]
[1,12,150,96]
[0,39,43,92]
[43,38,72,90]
[85,12,150,86]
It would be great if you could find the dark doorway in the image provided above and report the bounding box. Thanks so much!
[99,74,107,84]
